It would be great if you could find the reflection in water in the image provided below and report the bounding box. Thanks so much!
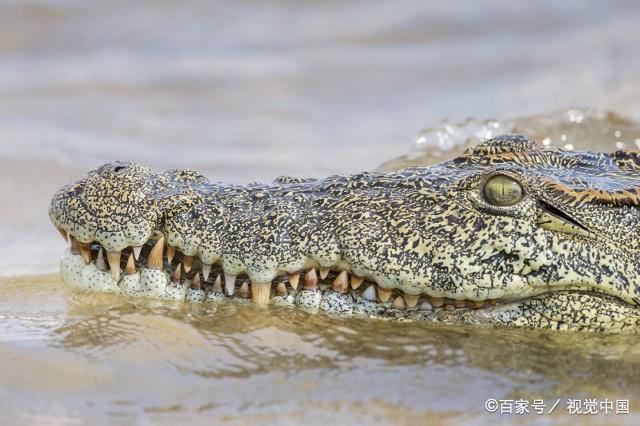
[1,273,638,423]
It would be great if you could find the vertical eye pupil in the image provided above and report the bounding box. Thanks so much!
[483,175,523,206]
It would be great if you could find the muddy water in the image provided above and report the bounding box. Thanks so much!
[2,1,640,424]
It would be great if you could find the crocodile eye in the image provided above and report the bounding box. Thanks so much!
[482,174,523,206]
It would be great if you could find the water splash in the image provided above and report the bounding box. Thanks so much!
[378,108,640,171]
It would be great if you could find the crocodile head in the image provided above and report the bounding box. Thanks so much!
[49,135,640,332]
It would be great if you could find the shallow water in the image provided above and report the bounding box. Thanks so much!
[2,1,640,424]
[3,273,640,424]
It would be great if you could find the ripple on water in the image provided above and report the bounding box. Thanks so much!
[2,266,640,423]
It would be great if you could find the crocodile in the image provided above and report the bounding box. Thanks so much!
[48,135,640,332]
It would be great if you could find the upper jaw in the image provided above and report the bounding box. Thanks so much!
[48,161,192,253]
[49,180,159,252]
[46,164,551,306]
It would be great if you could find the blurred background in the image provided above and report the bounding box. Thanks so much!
[2,0,640,275]
[4,0,640,274]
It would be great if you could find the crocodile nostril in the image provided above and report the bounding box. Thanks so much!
[113,165,126,173]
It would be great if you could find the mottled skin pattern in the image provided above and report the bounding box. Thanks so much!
[49,135,640,332]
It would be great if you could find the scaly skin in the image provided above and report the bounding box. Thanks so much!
[49,135,640,332]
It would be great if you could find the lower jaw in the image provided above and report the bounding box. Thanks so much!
[59,249,498,323]
[59,249,639,333]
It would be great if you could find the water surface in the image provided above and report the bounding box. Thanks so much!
[2,1,640,424]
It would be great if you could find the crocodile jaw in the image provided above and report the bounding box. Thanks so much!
[49,134,640,331]
[49,161,547,309]
[57,245,640,332]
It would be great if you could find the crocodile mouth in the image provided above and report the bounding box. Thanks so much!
[60,231,512,314]
[49,135,640,332]
[57,228,640,333]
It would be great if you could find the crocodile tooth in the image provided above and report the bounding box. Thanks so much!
[403,293,420,308]
[57,228,69,242]
[69,236,80,253]
[276,282,287,296]
[96,248,107,271]
[288,273,300,290]
[251,281,271,305]
[419,301,433,311]
[224,273,236,295]
[319,267,330,280]
[429,296,444,307]
[444,304,456,311]
[166,245,176,263]
[453,299,466,308]
[192,273,202,289]
[125,252,136,275]
[147,237,165,269]
[238,281,249,298]
[470,300,485,309]
[171,263,182,283]
[132,246,142,260]
[392,296,406,310]
[183,256,193,273]
[107,251,122,282]
[351,276,364,290]
[332,271,349,294]
[213,274,222,293]
[79,243,92,264]
[362,285,376,301]
[202,263,212,281]
[377,287,392,302]
[304,268,318,290]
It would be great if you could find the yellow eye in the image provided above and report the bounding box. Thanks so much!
[482,175,523,206]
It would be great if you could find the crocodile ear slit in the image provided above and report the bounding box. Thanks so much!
[537,199,590,237]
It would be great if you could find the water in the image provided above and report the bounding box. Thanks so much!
[1,1,640,424]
